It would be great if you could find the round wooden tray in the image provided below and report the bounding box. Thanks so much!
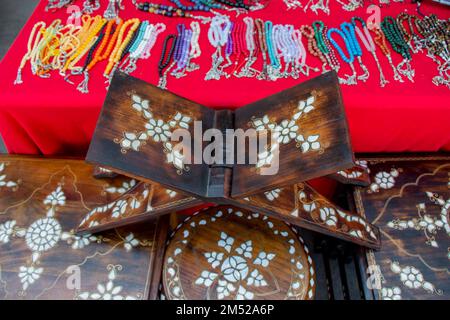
[163,206,315,300]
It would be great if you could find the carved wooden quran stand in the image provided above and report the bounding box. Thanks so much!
[76,70,381,252]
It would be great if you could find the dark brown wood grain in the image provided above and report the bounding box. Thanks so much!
[87,72,216,199]
[232,71,354,197]
[0,155,168,300]
[229,182,381,249]
[352,155,450,300]
[162,206,316,300]
[76,180,202,234]
[80,71,379,250]
[87,71,353,200]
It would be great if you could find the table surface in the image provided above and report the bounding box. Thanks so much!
[354,155,450,300]
[0,0,449,156]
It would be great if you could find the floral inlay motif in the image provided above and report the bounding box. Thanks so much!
[390,261,442,296]
[295,186,378,241]
[123,233,140,252]
[2,183,151,295]
[115,94,193,174]
[366,263,403,300]
[105,179,137,195]
[369,168,401,193]
[381,286,402,300]
[77,265,141,300]
[78,185,150,228]
[0,164,156,300]
[250,95,322,170]
[194,232,275,299]
[0,220,21,244]
[0,185,104,292]
[387,192,450,254]
[164,207,315,300]
[0,163,19,191]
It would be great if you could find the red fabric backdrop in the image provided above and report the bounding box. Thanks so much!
[0,0,449,157]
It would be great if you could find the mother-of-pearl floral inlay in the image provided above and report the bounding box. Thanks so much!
[0,182,149,294]
[295,188,378,241]
[114,94,192,175]
[0,163,19,191]
[0,185,101,291]
[369,168,401,193]
[78,185,150,228]
[164,207,315,300]
[387,191,450,256]
[195,232,276,300]
[250,95,322,170]
[390,261,442,295]
[104,179,137,195]
[77,265,141,300]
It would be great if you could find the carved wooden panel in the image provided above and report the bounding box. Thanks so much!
[232,71,354,197]
[162,206,315,300]
[230,182,381,249]
[87,71,354,200]
[0,156,168,300]
[77,177,380,249]
[77,181,202,234]
[87,72,216,198]
[353,155,450,300]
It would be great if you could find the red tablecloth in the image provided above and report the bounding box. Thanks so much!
[0,0,449,156]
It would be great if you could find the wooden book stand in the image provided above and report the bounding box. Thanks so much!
[78,71,380,249]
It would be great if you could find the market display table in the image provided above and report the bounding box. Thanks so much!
[0,0,449,156]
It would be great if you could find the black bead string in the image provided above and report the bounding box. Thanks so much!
[82,23,107,72]
[158,34,177,77]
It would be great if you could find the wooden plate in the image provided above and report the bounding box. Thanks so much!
[163,206,315,300]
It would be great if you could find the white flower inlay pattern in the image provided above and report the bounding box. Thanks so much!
[381,287,402,300]
[116,94,192,174]
[0,220,17,243]
[297,188,378,241]
[18,266,43,291]
[273,120,299,144]
[164,207,315,300]
[105,179,136,195]
[78,265,139,300]
[205,252,224,268]
[0,163,19,190]
[79,185,149,227]
[43,186,66,206]
[25,217,62,252]
[0,185,103,292]
[194,233,274,300]
[390,261,442,295]
[111,200,128,218]
[369,168,400,193]
[387,192,450,253]
[124,233,140,252]
[250,95,321,171]
[256,143,279,169]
